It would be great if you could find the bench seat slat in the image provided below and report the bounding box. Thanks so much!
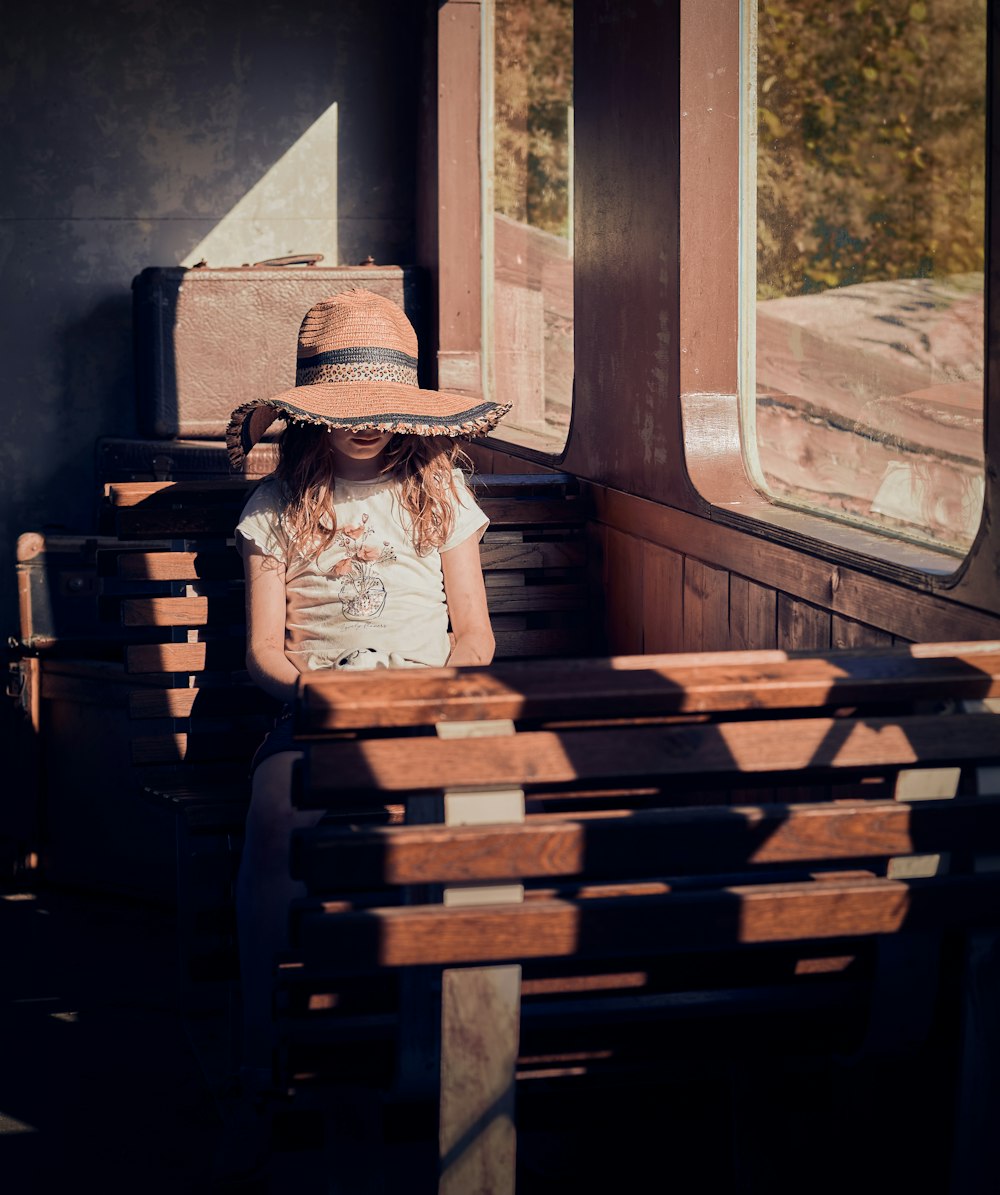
[299,713,1000,801]
[294,873,1000,971]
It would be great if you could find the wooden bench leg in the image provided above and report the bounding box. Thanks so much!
[437,719,524,1195]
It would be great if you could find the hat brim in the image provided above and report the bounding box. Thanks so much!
[227,381,511,471]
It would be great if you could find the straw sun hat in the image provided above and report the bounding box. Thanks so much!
[226,289,510,470]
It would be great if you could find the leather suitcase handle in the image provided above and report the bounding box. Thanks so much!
[251,253,325,267]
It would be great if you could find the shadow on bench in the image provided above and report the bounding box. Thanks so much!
[276,644,1000,1192]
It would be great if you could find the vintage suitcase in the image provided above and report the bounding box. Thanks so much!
[97,436,278,484]
[132,256,426,438]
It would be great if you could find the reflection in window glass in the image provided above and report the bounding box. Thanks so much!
[491,0,573,453]
[750,0,985,554]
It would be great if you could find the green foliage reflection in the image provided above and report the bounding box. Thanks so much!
[757,0,985,300]
[495,0,573,238]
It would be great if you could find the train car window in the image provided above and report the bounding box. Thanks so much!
[485,0,573,454]
[743,0,986,557]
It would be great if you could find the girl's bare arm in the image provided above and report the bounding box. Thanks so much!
[441,532,495,666]
[240,536,301,702]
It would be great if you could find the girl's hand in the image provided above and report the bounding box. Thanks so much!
[441,531,494,666]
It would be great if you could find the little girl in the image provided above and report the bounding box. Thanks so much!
[223,289,509,1136]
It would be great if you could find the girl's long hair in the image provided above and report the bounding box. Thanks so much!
[272,425,471,558]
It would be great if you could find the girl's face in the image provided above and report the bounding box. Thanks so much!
[329,428,393,479]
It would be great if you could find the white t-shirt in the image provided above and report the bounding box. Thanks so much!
[236,470,489,673]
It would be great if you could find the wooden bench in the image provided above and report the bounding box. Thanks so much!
[12,471,604,1076]
[275,642,1000,1193]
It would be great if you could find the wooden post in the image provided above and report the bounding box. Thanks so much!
[437,1,484,397]
[436,719,523,1195]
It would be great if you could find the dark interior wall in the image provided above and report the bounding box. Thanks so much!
[564,0,683,501]
[0,0,421,638]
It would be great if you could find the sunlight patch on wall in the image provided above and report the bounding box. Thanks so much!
[181,102,338,268]
[0,1110,38,1134]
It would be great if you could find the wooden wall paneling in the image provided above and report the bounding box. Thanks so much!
[831,615,894,650]
[591,486,1000,642]
[683,556,753,807]
[680,558,705,651]
[830,615,901,800]
[682,558,730,652]
[642,541,684,654]
[468,445,496,474]
[566,0,685,504]
[728,574,777,804]
[603,527,644,655]
[728,577,778,807]
[729,574,778,651]
[777,596,833,803]
[777,595,831,652]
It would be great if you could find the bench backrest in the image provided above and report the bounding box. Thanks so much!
[281,642,1000,1094]
[97,472,601,772]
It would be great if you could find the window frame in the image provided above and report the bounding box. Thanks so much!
[434,0,573,467]
[678,0,993,590]
[433,0,1000,616]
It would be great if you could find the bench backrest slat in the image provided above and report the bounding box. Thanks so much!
[290,793,1000,889]
[124,640,244,674]
[295,644,1000,730]
[131,729,269,766]
[291,797,1000,889]
[293,873,1000,972]
[129,686,274,720]
[92,473,602,767]
[299,713,1000,802]
[117,550,241,581]
[120,581,590,629]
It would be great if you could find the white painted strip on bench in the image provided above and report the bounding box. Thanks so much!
[436,718,521,1195]
[889,767,962,879]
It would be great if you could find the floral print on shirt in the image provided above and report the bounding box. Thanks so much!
[331,513,398,621]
